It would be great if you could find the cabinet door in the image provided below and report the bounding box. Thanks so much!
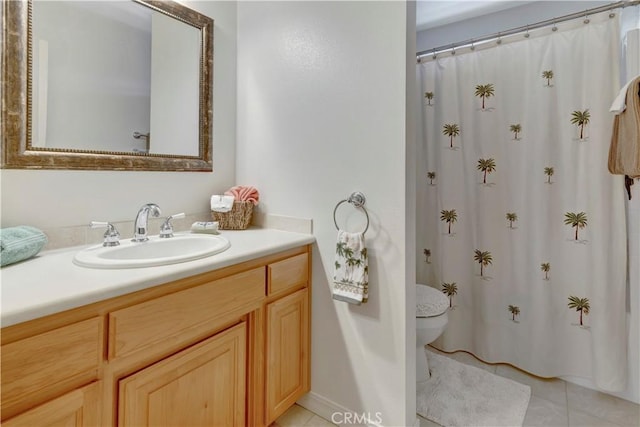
[118,322,246,427]
[266,288,310,423]
[2,382,100,427]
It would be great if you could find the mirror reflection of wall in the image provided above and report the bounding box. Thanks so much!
[150,11,199,156]
[31,0,200,156]
[32,1,152,153]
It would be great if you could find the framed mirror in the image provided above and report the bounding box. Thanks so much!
[1,0,213,171]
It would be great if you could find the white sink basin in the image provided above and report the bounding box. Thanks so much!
[73,234,230,269]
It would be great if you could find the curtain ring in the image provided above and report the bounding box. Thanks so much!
[496,33,502,45]
[470,40,475,51]
[552,20,558,31]
[583,10,590,24]
[432,49,437,60]
[524,26,530,38]
[609,12,616,18]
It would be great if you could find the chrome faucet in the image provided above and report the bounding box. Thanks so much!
[89,221,121,247]
[132,203,161,242]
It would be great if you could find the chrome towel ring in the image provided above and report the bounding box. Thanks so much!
[333,191,370,235]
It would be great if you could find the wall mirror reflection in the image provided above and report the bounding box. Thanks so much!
[1,0,213,171]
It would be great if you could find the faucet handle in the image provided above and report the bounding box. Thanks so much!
[159,213,185,238]
[90,221,121,247]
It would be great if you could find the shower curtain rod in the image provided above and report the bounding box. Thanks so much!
[416,0,640,59]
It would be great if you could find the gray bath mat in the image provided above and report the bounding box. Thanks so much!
[417,350,531,426]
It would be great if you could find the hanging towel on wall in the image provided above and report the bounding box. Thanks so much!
[608,75,640,178]
[332,230,368,305]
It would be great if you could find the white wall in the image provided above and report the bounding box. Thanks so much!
[236,1,414,425]
[0,1,236,233]
[417,1,640,404]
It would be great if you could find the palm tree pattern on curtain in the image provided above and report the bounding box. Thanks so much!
[508,305,521,322]
[571,109,591,140]
[440,209,458,234]
[477,158,496,184]
[423,249,431,264]
[544,166,555,184]
[419,14,627,385]
[567,296,590,327]
[425,91,434,105]
[564,212,588,241]
[510,124,522,140]
[442,123,460,148]
[475,83,495,110]
[541,262,551,280]
[474,250,493,277]
[442,282,458,308]
[427,171,436,185]
[423,75,599,326]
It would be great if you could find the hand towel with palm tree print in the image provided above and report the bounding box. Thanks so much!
[332,230,369,305]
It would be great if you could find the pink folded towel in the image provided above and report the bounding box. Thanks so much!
[225,186,260,205]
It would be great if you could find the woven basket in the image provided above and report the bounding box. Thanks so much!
[212,201,254,230]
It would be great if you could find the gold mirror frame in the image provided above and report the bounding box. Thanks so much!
[1,0,213,171]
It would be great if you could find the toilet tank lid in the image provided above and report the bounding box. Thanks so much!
[416,284,449,317]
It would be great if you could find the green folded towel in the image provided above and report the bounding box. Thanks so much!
[0,226,48,267]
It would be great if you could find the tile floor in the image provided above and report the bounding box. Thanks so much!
[272,347,640,427]
[271,404,336,427]
[421,346,640,427]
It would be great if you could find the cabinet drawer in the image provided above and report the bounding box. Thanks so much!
[109,267,264,360]
[2,381,101,427]
[1,317,103,421]
[267,253,309,296]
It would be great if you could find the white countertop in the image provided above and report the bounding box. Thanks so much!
[0,228,315,328]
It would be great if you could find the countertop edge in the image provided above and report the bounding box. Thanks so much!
[1,229,316,328]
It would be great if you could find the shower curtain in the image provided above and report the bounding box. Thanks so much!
[418,11,628,391]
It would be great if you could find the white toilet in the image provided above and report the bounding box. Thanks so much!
[416,283,450,382]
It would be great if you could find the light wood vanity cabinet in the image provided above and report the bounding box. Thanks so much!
[266,288,310,424]
[1,245,311,427]
[265,252,311,424]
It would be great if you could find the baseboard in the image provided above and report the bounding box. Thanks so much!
[297,391,384,427]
